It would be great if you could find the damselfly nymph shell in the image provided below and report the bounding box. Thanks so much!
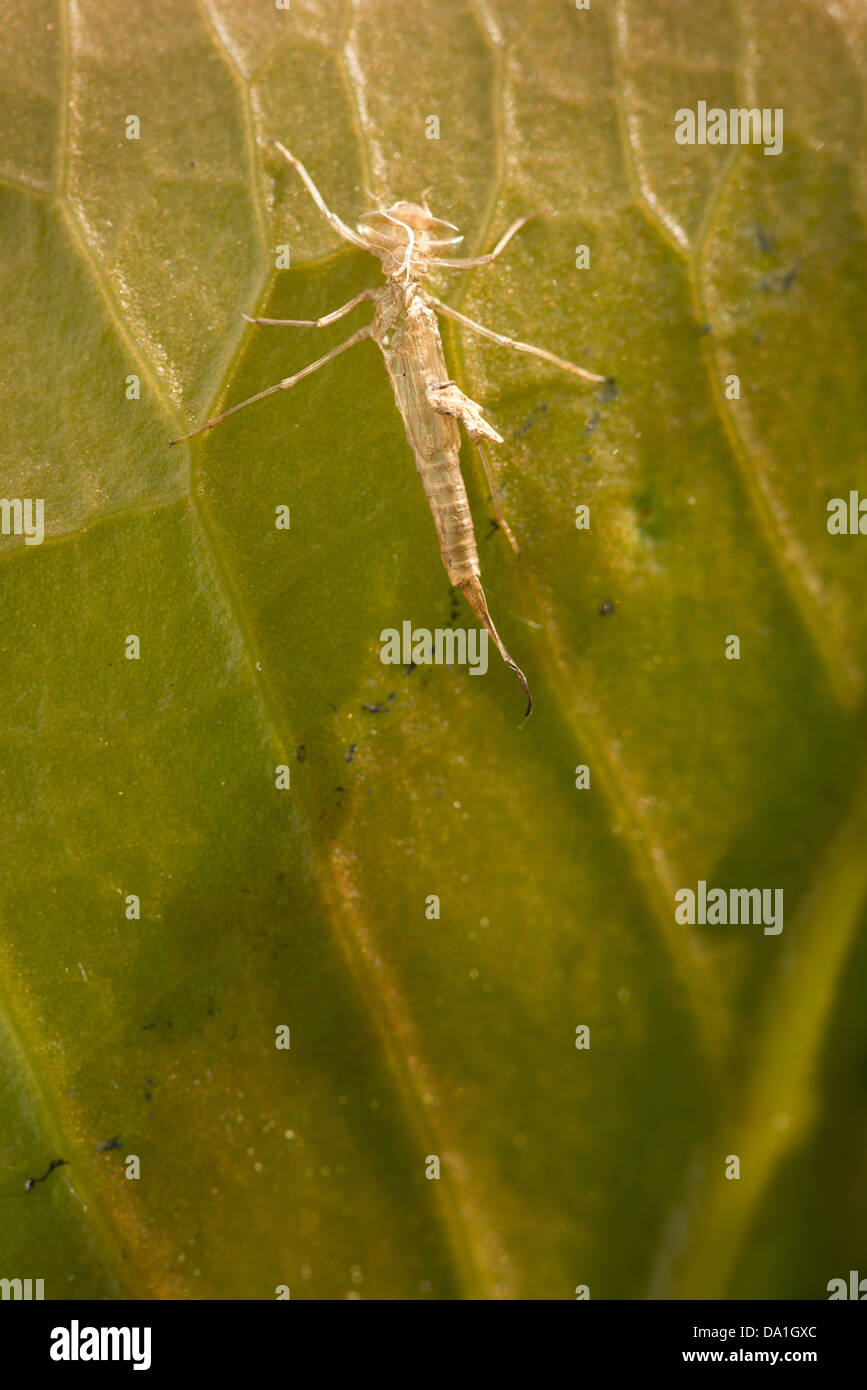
[171,142,609,716]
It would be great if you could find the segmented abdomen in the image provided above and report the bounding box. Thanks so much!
[381,299,480,586]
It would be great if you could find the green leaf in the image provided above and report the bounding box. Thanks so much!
[1,0,865,1300]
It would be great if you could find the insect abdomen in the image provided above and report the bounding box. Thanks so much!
[378,292,532,714]
[383,304,480,586]
[416,447,480,586]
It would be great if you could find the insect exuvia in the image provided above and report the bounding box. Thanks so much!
[171,139,609,716]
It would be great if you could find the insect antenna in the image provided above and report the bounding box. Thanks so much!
[458,575,532,718]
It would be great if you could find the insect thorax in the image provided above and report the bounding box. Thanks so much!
[356,201,464,278]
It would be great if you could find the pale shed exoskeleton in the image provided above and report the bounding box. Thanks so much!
[171,139,609,716]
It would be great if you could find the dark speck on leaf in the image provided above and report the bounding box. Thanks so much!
[24,1157,66,1192]
[599,601,615,616]
[346,743,358,763]
[513,402,548,437]
[597,377,618,404]
[404,662,418,675]
[758,261,799,294]
[96,1138,122,1153]
[363,702,389,713]
[755,225,776,254]
[296,744,307,762]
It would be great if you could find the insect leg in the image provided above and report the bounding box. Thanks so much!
[243,288,374,329]
[474,440,520,557]
[169,325,371,445]
[423,381,518,553]
[425,379,502,444]
[424,293,607,383]
[271,140,371,252]
[429,214,540,269]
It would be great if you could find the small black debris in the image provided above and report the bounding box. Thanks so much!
[781,263,799,290]
[25,1158,66,1192]
[755,225,776,253]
